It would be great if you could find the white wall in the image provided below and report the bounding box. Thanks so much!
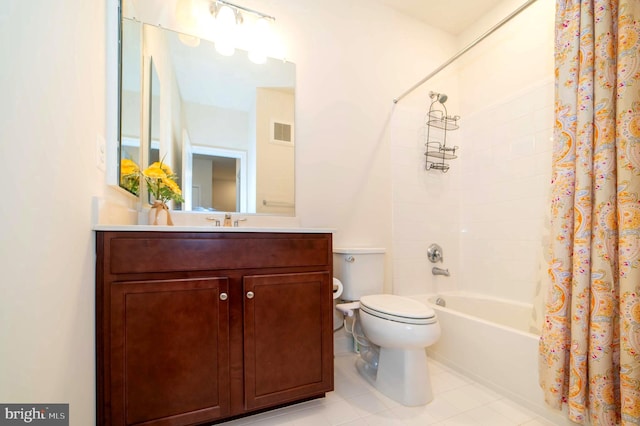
[270,0,457,289]
[0,1,456,424]
[390,0,555,302]
[0,0,130,424]
[184,102,250,150]
[255,88,295,215]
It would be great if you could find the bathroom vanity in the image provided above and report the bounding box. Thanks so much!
[95,229,334,426]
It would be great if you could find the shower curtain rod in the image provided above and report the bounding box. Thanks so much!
[392,0,539,104]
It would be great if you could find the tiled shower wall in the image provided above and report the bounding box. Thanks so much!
[390,82,463,297]
[391,0,555,304]
[458,81,554,304]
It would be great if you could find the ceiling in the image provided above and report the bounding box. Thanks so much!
[380,0,507,35]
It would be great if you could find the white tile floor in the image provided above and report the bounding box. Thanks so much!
[220,353,561,425]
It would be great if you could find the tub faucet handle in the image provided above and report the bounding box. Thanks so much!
[427,243,443,263]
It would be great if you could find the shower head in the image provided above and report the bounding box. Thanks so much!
[429,91,448,104]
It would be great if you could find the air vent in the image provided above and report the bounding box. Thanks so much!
[271,121,293,145]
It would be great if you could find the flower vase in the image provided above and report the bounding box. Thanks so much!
[149,201,174,226]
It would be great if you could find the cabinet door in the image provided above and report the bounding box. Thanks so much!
[110,277,230,426]
[243,272,333,410]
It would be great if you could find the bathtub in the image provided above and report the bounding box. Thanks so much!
[410,292,570,425]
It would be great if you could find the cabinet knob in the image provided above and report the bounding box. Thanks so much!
[246,291,255,299]
[220,293,228,301]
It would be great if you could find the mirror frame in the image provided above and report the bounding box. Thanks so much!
[106,0,124,191]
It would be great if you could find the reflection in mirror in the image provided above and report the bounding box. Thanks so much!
[141,23,183,209]
[149,58,160,165]
[119,15,296,215]
[147,58,161,205]
[119,18,142,195]
[186,146,248,212]
[170,27,295,215]
[193,155,236,212]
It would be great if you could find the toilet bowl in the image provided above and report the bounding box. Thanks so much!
[359,294,440,348]
[333,248,441,406]
[356,294,440,406]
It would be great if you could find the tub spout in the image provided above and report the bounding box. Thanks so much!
[432,267,450,276]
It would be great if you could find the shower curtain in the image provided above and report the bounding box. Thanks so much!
[538,1,640,425]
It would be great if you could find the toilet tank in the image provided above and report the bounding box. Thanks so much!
[333,248,385,301]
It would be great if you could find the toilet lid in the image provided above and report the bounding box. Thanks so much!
[360,294,437,324]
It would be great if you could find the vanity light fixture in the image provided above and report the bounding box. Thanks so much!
[210,0,275,24]
[209,0,276,60]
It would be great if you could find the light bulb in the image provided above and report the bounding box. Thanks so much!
[216,4,235,27]
[248,17,271,64]
[215,5,236,56]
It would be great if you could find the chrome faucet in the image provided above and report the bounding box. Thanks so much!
[432,267,450,276]
[211,214,247,227]
[206,216,221,226]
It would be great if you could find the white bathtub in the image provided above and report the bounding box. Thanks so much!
[426,292,535,334]
[411,292,570,425]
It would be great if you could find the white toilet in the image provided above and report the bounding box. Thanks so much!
[334,248,441,406]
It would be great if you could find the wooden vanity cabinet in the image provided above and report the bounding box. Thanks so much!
[96,231,334,426]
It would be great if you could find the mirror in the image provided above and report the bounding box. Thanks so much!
[149,58,160,165]
[119,15,296,215]
[119,18,142,195]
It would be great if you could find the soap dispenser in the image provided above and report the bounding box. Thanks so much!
[223,214,232,227]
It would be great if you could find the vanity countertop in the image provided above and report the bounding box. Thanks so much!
[93,225,335,233]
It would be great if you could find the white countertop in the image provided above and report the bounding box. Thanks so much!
[93,225,335,233]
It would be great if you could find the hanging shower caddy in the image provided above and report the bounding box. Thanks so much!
[424,91,459,172]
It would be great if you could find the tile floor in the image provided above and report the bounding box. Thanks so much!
[220,352,560,425]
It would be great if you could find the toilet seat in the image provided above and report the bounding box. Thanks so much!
[360,294,437,325]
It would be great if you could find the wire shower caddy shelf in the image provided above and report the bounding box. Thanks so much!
[424,92,459,172]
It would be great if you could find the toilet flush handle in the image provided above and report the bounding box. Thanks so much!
[345,256,355,263]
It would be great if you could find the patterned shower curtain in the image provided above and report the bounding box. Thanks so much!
[538,0,640,425]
